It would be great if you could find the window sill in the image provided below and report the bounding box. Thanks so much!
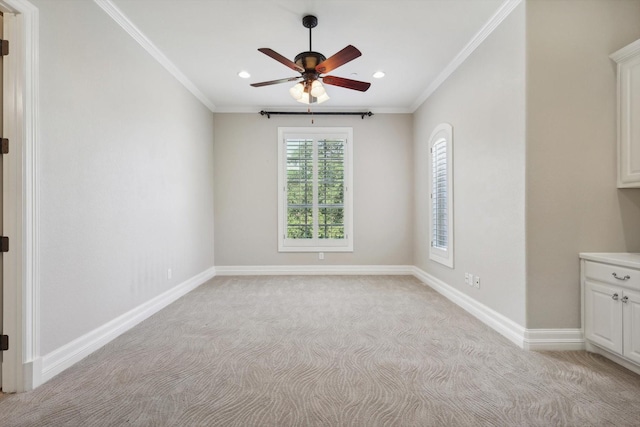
[278,244,353,253]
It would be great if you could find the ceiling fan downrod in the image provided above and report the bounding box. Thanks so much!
[302,15,318,51]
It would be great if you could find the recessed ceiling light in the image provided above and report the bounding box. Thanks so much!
[373,71,385,79]
[238,71,251,79]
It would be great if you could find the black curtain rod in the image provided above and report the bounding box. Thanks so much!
[259,110,373,119]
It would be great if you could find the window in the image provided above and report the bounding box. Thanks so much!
[278,127,353,252]
[429,123,454,267]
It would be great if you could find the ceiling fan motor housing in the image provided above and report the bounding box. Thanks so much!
[295,51,326,74]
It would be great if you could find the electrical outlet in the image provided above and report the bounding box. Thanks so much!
[474,276,480,289]
[319,252,324,260]
[167,268,172,280]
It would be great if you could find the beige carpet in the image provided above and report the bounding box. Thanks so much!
[1,275,640,426]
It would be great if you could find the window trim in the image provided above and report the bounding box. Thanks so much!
[429,123,454,268]
[278,127,353,252]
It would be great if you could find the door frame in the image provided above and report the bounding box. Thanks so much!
[0,0,39,393]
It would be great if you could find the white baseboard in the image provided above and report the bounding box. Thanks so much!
[39,266,217,386]
[411,267,584,351]
[412,266,526,347]
[36,264,584,388]
[22,357,42,391]
[523,328,584,351]
[215,265,414,276]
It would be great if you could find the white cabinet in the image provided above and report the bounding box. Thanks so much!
[611,39,640,188]
[623,288,640,364]
[581,253,640,372]
[584,281,623,353]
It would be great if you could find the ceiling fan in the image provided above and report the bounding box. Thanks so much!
[250,15,371,104]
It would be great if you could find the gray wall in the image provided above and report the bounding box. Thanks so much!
[35,0,215,354]
[412,0,640,330]
[213,113,414,266]
[525,0,640,328]
[30,0,640,361]
[413,4,526,325]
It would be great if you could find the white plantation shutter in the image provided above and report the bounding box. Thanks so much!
[317,138,345,239]
[431,140,448,249]
[278,128,353,252]
[286,138,314,239]
[429,123,454,268]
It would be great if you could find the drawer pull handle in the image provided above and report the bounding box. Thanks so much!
[612,272,631,281]
[612,293,619,301]
[622,296,629,303]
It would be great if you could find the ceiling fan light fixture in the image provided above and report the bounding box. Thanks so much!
[289,82,305,100]
[295,90,329,105]
[296,92,313,104]
[373,71,385,79]
[316,92,330,104]
[238,70,251,79]
[310,80,325,97]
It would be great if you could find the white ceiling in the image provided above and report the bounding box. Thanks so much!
[108,0,508,113]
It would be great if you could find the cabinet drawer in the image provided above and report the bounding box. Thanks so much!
[585,261,640,289]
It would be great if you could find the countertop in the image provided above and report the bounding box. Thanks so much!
[580,253,640,269]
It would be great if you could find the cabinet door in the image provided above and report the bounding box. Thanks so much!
[585,281,623,353]
[623,288,640,364]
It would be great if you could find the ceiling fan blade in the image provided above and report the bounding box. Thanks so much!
[322,75,371,92]
[250,77,301,87]
[258,48,305,73]
[315,45,362,74]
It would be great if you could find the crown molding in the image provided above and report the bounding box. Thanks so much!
[610,38,640,63]
[93,0,217,112]
[94,0,521,115]
[409,0,523,112]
